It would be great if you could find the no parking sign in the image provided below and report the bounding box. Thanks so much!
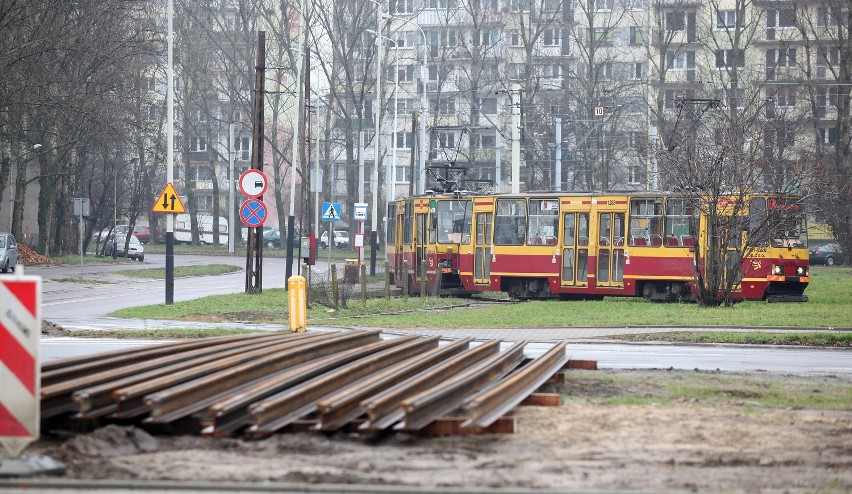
[0,268,41,457]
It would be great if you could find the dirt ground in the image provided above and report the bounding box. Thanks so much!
[26,369,852,493]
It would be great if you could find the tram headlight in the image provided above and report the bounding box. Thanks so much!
[772,265,783,275]
[796,266,807,276]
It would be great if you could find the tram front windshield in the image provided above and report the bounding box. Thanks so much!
[436,200,472,243]
[766,198,807,248]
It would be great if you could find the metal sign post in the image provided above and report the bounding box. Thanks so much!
[73,198,90,280]
[322,202,341,269]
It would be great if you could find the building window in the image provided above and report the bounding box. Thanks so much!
[542,63,562,78]
[197,195,214,211]
[390,0,414,14]
[509,63,526,79]
[395,164,409,183]
[716,10,743,29]
[189,137,207,152]
[428,0,457,8]
[715,49,745,68]
[595,0,613,10]
[629,26,644,45]
[767,48,797,67]
[510,0,529,12]
[725,88,745,109]
[768,87,797,107]
[632,62,644,79]
[434,131,457,149]
[472,134,496,148]
[543,28,561,46]
[475,29,501,48]
[628,162,645,185]
[232,136,250,161]
[816,7,845,27]
[666,51,688,70]
[430,96,456,115]
[509,30,522,46]
[665,12,686,31]
[477,97,497,114]
[590,27,614,46]
[395,131,413,149]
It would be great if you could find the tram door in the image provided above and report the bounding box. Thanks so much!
[414,213,428,284]
[474,212,492,285]
[561,212,589,287]
[596,212,625,288]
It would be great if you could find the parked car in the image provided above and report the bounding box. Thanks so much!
[320,230,349,249]
[262,227,301,249]
[130,225,151,244]
[240,226,273,246]
[809,243,845,266]
[0,232,18,273]
[110,234,145,262]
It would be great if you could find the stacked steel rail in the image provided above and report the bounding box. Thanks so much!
[41,330,570,436]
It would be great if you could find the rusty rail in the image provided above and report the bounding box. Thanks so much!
[462,341,568,428]
[316,338,473,431]
[360,339,503,431]
[42,333,310,418]
[70,333,326,418]
[117,332,375,420]
[398,341,528,431]
[42,333,278,386]
[247,336,441,435]
[144,331,390,424]
[203,341,424,437]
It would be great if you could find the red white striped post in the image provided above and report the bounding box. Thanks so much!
[0,266,41,457]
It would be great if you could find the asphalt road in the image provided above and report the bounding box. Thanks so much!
[22,253,852,375]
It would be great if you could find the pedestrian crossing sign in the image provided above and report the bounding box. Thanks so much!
[322,202,341,222]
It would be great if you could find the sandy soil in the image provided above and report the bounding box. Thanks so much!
[27,369,852,493]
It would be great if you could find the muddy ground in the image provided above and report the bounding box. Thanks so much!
[26,369,852,493]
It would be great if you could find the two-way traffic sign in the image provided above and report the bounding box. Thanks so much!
[152,183,186,214]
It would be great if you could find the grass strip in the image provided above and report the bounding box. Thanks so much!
[59,328,266,339]
[611,331,852,347]
[113,264,241,279]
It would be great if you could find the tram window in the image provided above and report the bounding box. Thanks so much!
[527,199,559,245]
[600,214,611,246]
[562,248,574,281]
[578,213,589,246]
[577,249,588,281]
[403,202,413,244]
[614,213,625,246]
[664,198,695,247]
[387,204,396,244]
[747,197,769,247]
[494,198,526,245]
[436,200,472,243]
[563,214,575,246]
[629,198,663,246]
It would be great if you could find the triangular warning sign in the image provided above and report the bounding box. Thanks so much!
[153,183,186,213]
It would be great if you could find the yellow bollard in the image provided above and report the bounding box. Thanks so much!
[288,275,307,333]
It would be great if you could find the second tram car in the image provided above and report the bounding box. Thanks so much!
[386,191,809,302]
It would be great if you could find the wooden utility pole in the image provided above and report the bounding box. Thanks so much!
[245,31,265,294]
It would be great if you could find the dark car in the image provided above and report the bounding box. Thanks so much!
[809,243,845,266]
[262,228,301,249]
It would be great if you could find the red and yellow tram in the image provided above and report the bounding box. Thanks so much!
[386,191,809,302]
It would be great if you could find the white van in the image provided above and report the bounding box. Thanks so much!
[174,214,228,245]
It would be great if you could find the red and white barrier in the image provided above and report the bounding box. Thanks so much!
[0,266,41,457]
